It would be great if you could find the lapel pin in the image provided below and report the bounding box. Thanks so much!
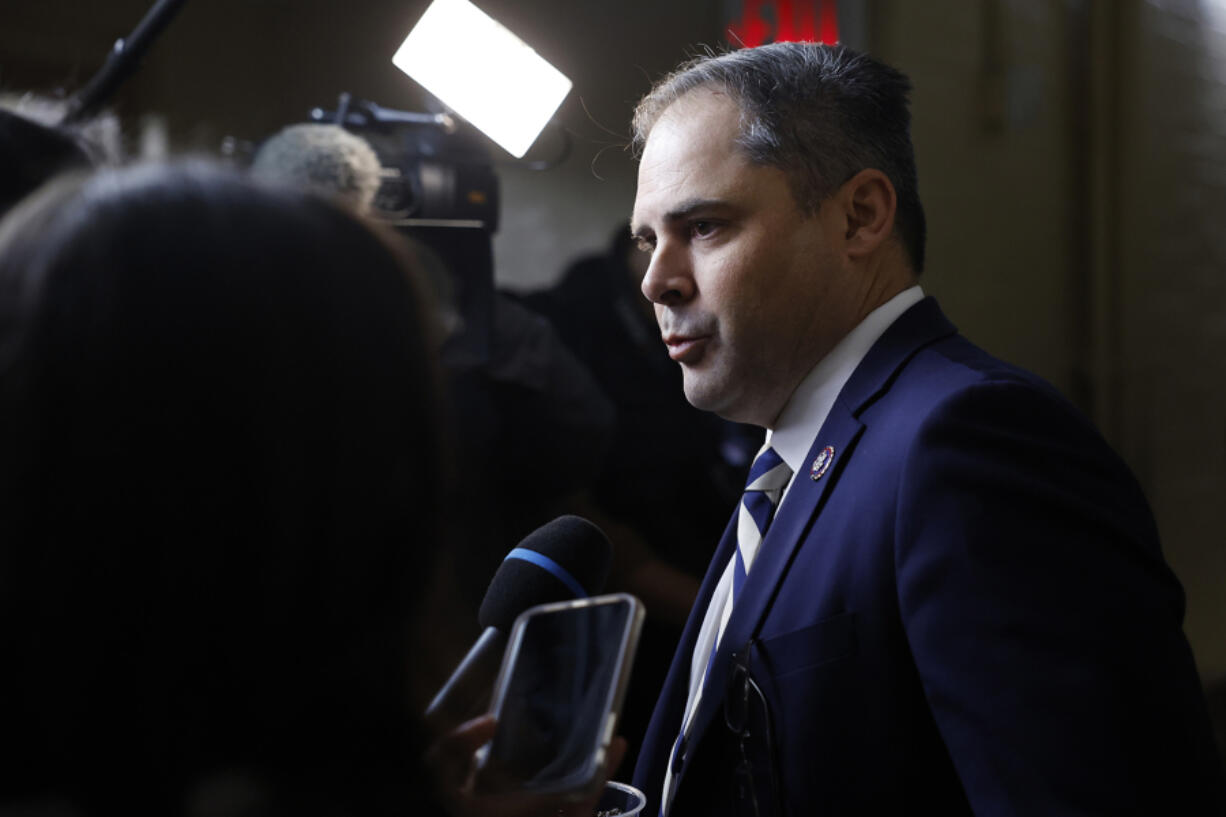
[810,445,835,481]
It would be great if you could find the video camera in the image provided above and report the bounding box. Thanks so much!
[309,92,500,232]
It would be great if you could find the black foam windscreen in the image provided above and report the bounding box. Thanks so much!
[478,516,613,632]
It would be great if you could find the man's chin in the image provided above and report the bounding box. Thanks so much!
[682,375,737,419]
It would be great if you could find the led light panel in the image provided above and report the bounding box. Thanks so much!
[392,0,572,158]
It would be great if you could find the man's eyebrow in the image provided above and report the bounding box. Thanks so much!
[631,197,730,239]
[663,197,728,223]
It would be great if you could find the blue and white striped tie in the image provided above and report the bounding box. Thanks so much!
[660,446,791,816]
[733,446,792,604]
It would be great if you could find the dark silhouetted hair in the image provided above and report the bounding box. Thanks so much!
[633,43,926,273]
[0,161,443,815]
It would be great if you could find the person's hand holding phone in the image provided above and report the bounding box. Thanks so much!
[428,714,628,817]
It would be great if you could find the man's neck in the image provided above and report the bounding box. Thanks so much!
[762,259,918,431]
[765,285,925,450]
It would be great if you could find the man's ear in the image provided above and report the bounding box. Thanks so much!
[837,168,897,260]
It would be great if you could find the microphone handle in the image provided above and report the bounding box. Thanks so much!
[424,627,507,734]
[62,0,190,125]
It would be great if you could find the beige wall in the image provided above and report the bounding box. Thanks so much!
[1115,0,1226,681]
[874,0,1080,395]
[874,0,1226,681]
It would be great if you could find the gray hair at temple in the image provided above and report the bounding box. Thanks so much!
[632,42,927,274]
[250,123,382,214]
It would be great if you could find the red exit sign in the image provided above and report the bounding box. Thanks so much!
[725,0,840,47]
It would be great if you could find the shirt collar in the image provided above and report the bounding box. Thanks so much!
[767,285,924,477]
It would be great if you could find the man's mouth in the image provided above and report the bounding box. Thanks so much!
[662,333,711,364]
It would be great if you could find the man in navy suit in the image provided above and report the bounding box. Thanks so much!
[627,42,1224,815]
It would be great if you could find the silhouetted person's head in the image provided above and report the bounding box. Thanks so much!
[0,161,443,815]
[0,108,92,217]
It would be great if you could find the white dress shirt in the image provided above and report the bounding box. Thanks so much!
[660,285,923,815]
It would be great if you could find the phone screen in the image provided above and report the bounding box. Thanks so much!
[481,595,641,793]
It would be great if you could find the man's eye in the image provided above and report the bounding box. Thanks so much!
[634,236,655,254]
[691,221,717,238]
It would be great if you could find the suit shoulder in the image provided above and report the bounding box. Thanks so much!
[912,333,1064,401]
[860,332,1072,432]
[863,333,1143,499]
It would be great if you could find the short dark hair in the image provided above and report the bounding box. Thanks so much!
[633,43,926,273]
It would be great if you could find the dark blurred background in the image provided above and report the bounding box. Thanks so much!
[4,0,1224,735]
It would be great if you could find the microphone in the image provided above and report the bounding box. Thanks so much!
[249,123,383,215]
[424,515,612,733]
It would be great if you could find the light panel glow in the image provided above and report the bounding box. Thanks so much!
[392,0,572,158]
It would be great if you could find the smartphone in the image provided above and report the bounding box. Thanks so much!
[474,593,644,797]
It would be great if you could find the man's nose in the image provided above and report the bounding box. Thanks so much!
[640,244,695,306]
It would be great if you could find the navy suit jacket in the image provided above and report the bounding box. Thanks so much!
[632,298,1224,816]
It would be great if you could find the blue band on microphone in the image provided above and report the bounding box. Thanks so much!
[503,548,587,599]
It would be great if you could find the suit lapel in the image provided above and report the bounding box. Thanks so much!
[680,403,865,762]
[673,297,959,785]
